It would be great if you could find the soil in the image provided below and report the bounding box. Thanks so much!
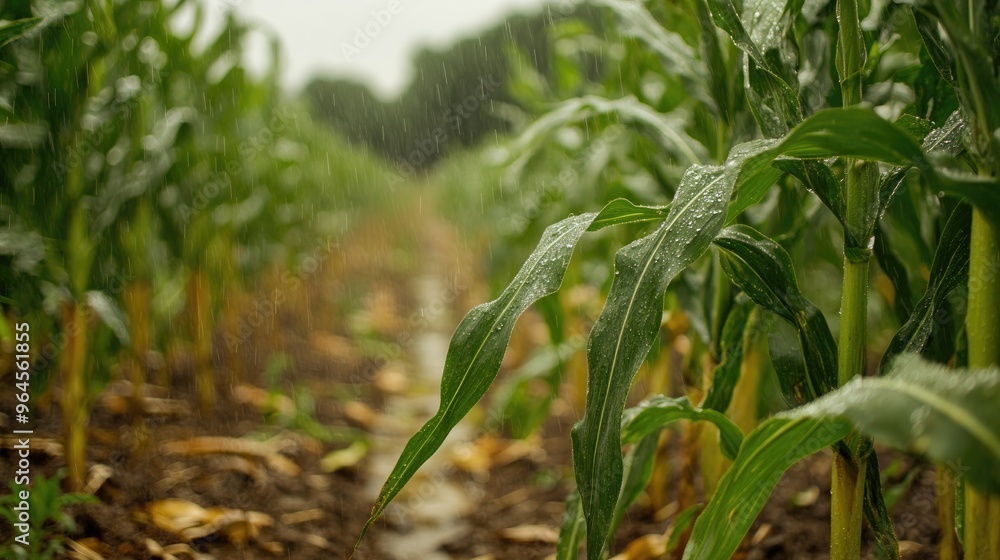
[0,210,945,559]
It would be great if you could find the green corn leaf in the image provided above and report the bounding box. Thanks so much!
[356,198,670,550]
[727,107,933,223]
[588,198,669,231]
[873,225,915,323]
[611,433,660,537]
[683,406,852,560]
[767,318,810,404]
[766,108,924,165]
[704,0,764,63]
[912,10,955,84]
[702,299,755,412]
[727,107,998,230]
[915,1,1000,138]
[695,0,732,120]
[557,490,586,560]
[935,171,1000,228]
[879,109,966,216]
[595,0,711,105]
[667,504,703,553]
[683,354,1000,560]
[571,141,770,559]
[714,224,837,402]
[774,159,846,226]
[893,114,936,142]
[502,95,708,177]
[0,17,41,48]
[879,203,972,373]
[355,213,594,546]
[621,396,744,461]
[705,0,802,136]
[864,451,901,560]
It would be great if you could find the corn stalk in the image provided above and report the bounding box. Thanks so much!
[59,300,89,491]
[831,0,876,557]
[965,181,1000,559]
[189,268,215,414]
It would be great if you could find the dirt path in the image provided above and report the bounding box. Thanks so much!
[361,217,484,560]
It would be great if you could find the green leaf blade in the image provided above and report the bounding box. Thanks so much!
[684,354,1000,560]
[879,203,972,373]
[588,198,669,231]
[556,490,586,560]
[572,158,742,559]
[702,299,755,413]
[355,197,677,551]
[355,212,596,546]
[714,225,837,402]
[621,396,744,460]
[0,17,41,48]
[683,415,851,560]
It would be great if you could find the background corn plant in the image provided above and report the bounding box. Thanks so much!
[359,0,1000,558]
[1,0,389,492]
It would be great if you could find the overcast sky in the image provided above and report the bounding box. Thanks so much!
[188,0,552,99]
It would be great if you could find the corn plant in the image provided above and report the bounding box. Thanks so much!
[2,0,389,491]
[357,0,1000,558]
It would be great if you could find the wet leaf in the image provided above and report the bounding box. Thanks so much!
[701,299,754,413]
[873,226,915,323]
[588,199,669,231]
[595,0,711,105]
[621,396,744,461]
[357,199,670,549]
[727,108,931,222]
[683,354,1000,559]
[879,203,972,373]
[774,159,845,227]
[879,109,966,216]
[572,140,769,558]
[611,433,660,537]
[705,0,801,136]
[665,504,702,553]
[714,225,837,402]
[913,10,954,84]
[556,490,585,560]
[864,452,901,560]
[503,95,708,175]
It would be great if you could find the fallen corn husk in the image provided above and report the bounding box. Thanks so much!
[137,499,273,543]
